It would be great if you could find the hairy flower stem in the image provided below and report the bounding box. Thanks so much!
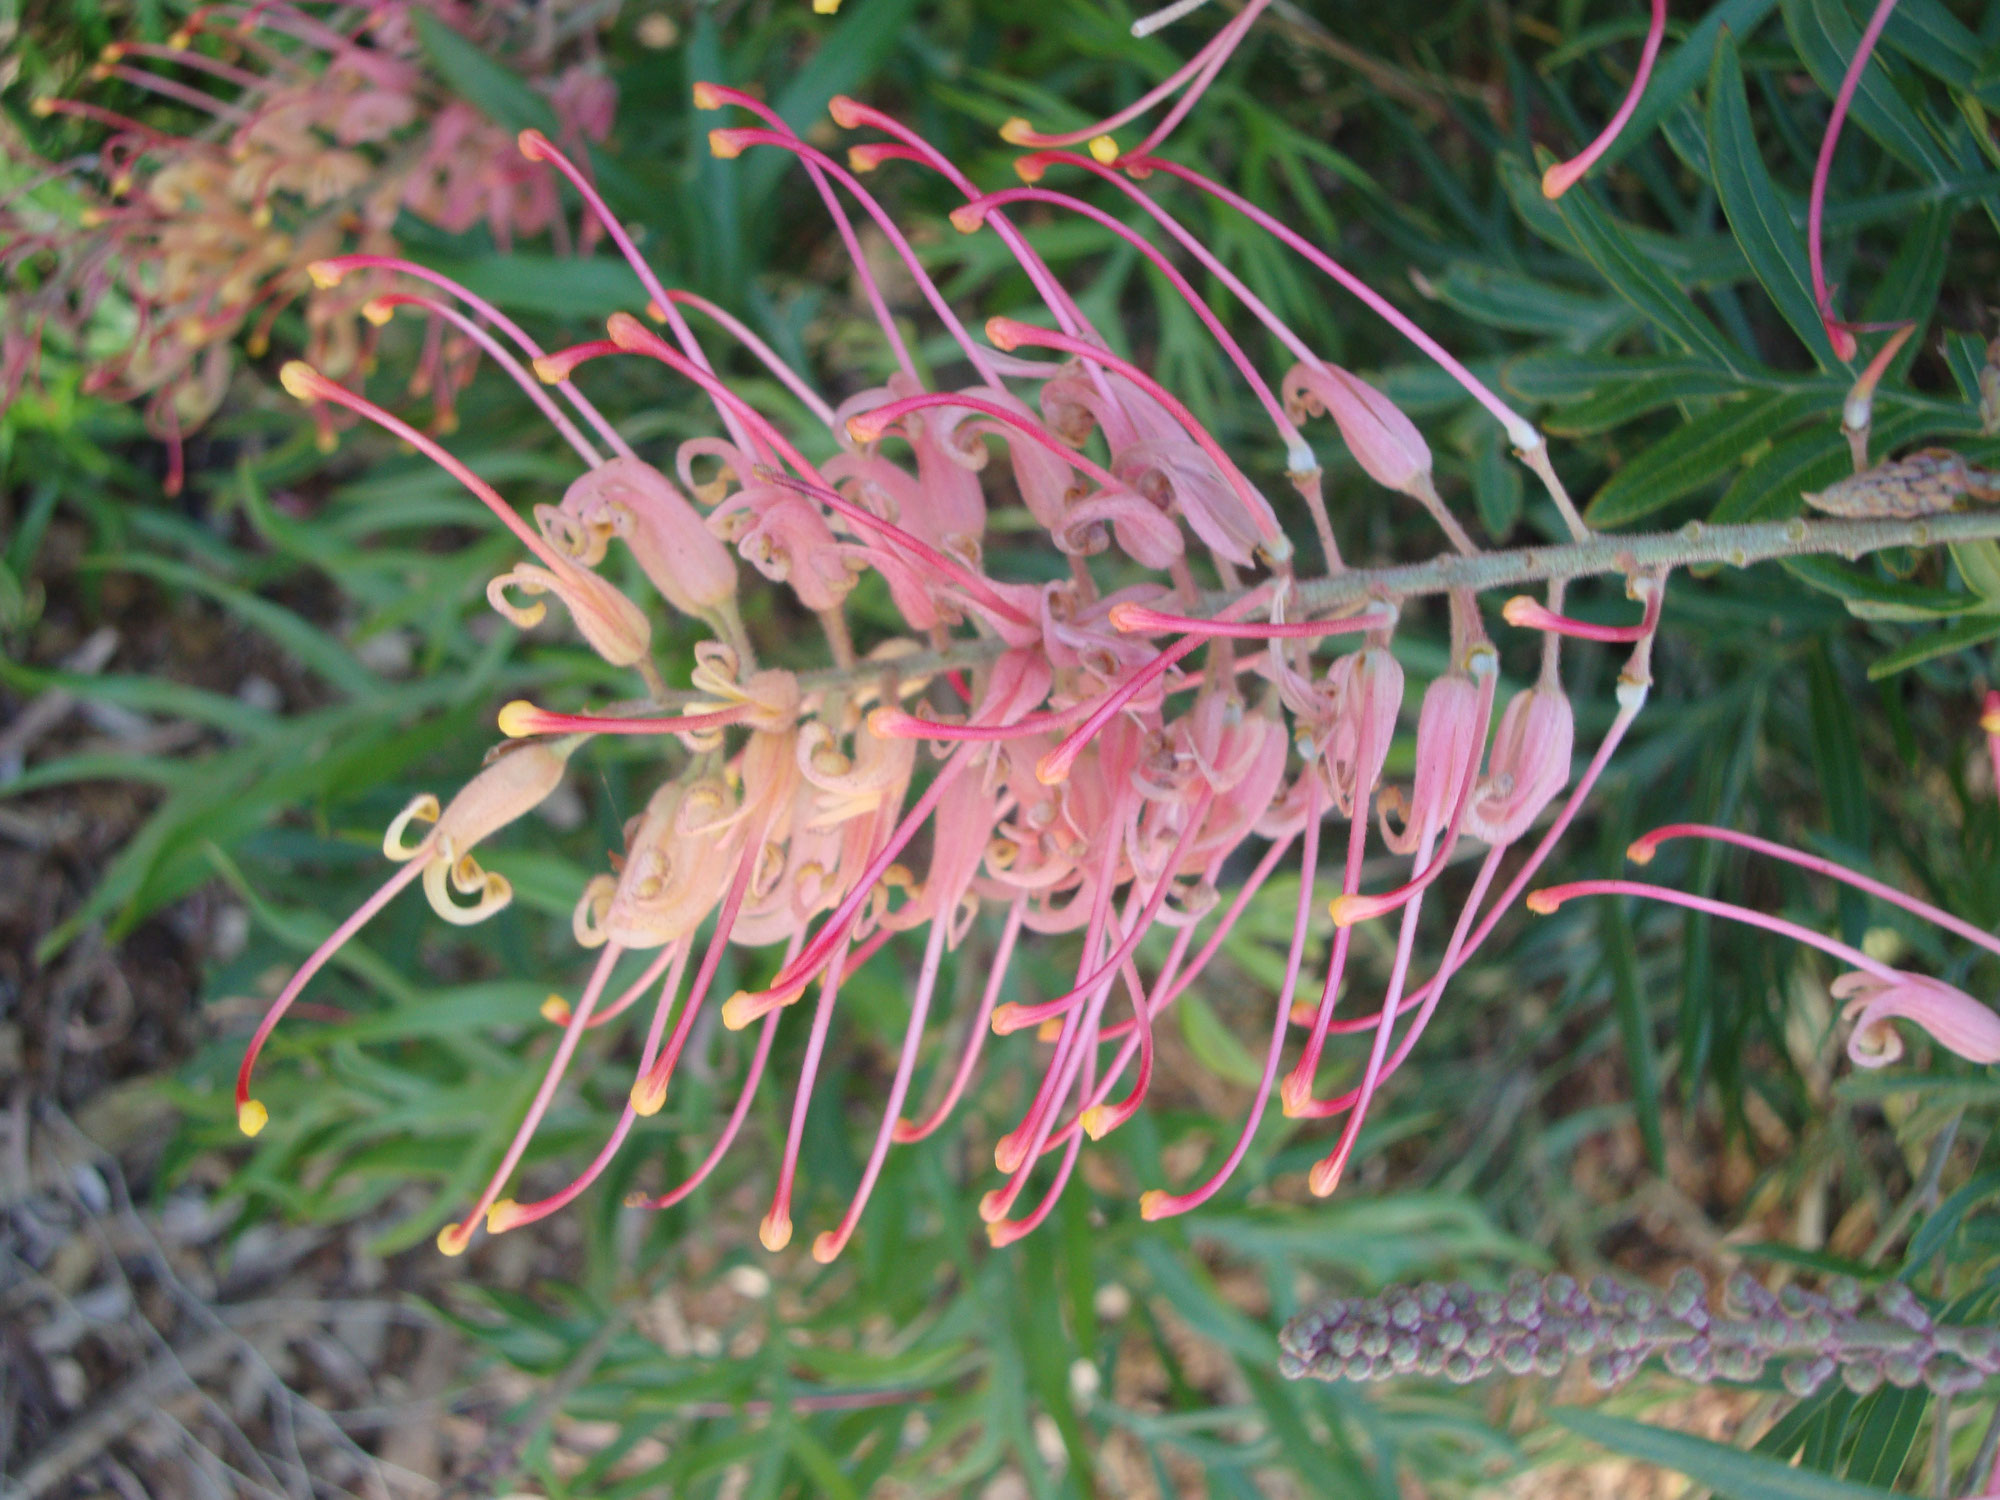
[581,508,2000,728]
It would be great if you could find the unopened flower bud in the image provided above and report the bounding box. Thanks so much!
[561,457,739,619]
[1282,362,1433,501]
[487,557,653,668]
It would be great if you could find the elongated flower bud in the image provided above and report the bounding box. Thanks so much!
[1377,667,1484,857]
[486,555,653,668]
[1282,362,1432,501]
[1320,645,1403,817]
[560,456,740,618]
[1463,683,1573,847]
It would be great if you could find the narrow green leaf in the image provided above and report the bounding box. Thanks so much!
[1504,353,1739,403]
[84,552,379,698]
[1954,541,2000,603]
[1861,202,1953,334]
[1780,554,1982,621]
[1587,390,1821,525]
[1603,875,1667,1174]
[1900,1169,2000,1273]
[1806,643,1870,940]
[1707,31,1841,367]
[781,1425,862,1500]
[1804,1390,1861,1472]
[738,0,925,212]
[1754,1384,1847,1460]
[1842,1388,1926,1488]
[1713,402,1945,523]
[1178,991,1265,1087]
[1866,612,2000,679]
[0,752,190,797]
[1471,425,1524,540]
[1546,367,1755,435]
[1782,0,1963,182]
[1712,427,1852,523]
[1946,330,1990,404]
[1882,0,1982,89]
[1542,156,1746,372]
[0,659,276,738]
[1426,263,1630,339]
[1555,1408,1907,1499]
[426,255,645,320]
[411,10,560,137]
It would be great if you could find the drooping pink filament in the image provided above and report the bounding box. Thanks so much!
[309,254,632,458]
[498,941,695,1232]
[985,317,1287,555]
[279,364,569,571]
[847,391,1123,492]
[894,896,1027,1143]
[501,702,756,739]
[1806,0,1902,362]
[365,291,603,466]
[1628,822,2000,960]
[755,470,1036,628]
[1540,0,1669,199]
[1144,775,1321,1218]
[1037,590,1270,785]
[813,913,956,1260]
[954,186,1309,459]
[1123,155,1543,452]
[1528,878,1897,981]
[517,128,761,453]
[1109,601,1390,640]
[830,95,1098,340]
[235,855,426,1122]
[655,289,838,430]
[441,941,622,1253]
[693,85,918,379]
[707,124,1007,387]
[1503,578,1662,645]
[997,0,1272,154]
[993,787,1214,1038]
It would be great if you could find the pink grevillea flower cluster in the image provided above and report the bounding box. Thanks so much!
[241,34,1666,1265]
[1530,692,2000,1077]
[1,0,615,492]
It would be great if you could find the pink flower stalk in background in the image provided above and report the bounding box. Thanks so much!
[238,15,1676,1264]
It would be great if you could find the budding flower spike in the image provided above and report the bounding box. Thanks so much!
[1841,323,1919,470]
[1283,1269,2000,1396]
